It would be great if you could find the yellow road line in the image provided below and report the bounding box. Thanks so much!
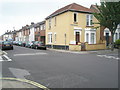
[0,77,50,90]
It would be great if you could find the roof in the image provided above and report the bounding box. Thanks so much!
[90,5,100,13]
[29,24,35,29]
[35,21,45,28]
[46,3,93,19]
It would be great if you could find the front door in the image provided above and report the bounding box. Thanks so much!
[106,33,109,46]
[76,32,80,45]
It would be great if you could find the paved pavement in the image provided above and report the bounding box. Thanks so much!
[48,48,119,54]
[0,46,119,88]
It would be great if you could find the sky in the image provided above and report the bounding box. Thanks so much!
[0,0,100,36]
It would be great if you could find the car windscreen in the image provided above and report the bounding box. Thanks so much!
[3,41,11,45]
[0,41,3,44]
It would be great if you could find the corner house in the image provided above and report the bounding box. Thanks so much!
[45,3,106,51]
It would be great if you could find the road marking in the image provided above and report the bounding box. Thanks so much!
[9,67,30,79]
[0,55,12,62]
[0,77,49,90]
[2,51,8,55]
[97,55,120,60]
[0,56,4,62]
[14,52,47,56]
[2,55,12,61]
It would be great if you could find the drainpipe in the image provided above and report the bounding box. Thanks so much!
[65,33,67,50]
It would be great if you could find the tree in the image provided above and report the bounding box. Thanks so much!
[93,1,120,51]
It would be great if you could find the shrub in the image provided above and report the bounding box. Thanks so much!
[115,39,120,45]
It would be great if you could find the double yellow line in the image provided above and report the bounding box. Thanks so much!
[0,77,50,90]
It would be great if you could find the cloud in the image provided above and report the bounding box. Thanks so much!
[0,0,100,36]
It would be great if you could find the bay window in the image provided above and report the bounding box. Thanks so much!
[85,28,96,44]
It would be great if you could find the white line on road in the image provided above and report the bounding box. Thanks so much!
[2,55,12,61]
[0,55,12,62]
[2,51,8,55]
[0,56,4,62]
[97,55,120,60]
[14,52,47,56]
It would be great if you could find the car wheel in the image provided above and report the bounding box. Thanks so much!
[44,48,46,50]
[11,47,13,50]
[31,46,33,49]
[35,46,38,49]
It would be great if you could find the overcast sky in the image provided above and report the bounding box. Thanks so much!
[0,0,100,36]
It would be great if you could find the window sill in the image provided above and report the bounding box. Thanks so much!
[86,25,94,27]
[73,22,78,24]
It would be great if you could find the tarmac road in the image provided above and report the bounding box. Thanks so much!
[1,45,118,88]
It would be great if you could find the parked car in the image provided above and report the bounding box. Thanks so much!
[25,41,35,48]
[30,41,35,48]
[1,41,13,50]
[22,41,26,47]
[13,41,16,45]
[0,41,3,50]
[18,41,22,46]
[25,41,30,48]
[13,41,17,45]
[31,41,46,50]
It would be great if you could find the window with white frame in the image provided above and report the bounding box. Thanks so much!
[42,25,44,30]
[119,33,120,39]
[37,27,39,31]
[48,34,50,43]
[48,33,52,43]
[55,17,56,26]
[86,33,89,42]
[54,33,56,43]
[85,28,96,44]
[44,25,45,30]
[86,14,93,26]
[35,28,37,32]
[115,33,118,41]
[40,25,42,30]
[91,33,95,44]
[49,18,51,29]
